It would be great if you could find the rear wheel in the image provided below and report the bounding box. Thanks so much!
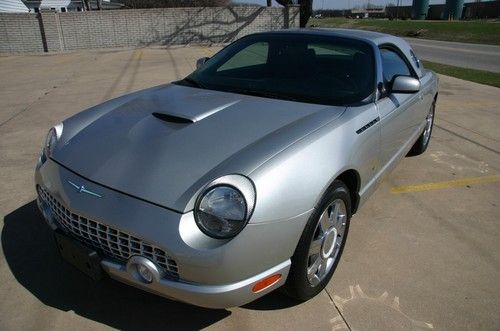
[284,180,351,300]
[408,100,435,156]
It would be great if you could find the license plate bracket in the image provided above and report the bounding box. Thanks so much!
[54,231,104,281]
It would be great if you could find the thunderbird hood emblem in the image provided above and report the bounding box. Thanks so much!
[67,180,102,198]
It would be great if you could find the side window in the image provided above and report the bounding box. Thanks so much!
[217,42,268,72]
[380,48,412,83]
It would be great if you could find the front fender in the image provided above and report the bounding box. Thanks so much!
[248,103,380,224]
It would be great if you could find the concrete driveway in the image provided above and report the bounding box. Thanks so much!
[0,47,499,330]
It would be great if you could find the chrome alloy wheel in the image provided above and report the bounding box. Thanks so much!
[422,104,434,146]
[307,198,347,286]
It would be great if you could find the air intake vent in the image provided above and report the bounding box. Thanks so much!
[356,116,380,134]
[152,112,193,124]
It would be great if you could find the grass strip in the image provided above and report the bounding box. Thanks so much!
[308,18,500,45]
[422,60,500,88]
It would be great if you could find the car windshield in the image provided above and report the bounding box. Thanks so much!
[176,33,375,106]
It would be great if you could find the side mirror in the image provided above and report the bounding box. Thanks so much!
[196,57,209,69]
[391,76,420,94]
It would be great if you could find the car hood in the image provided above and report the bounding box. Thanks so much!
[54,84,345,212]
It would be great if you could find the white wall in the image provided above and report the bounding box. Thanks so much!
[0,0,29,12]
[39,0,71,11]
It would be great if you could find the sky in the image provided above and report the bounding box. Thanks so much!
[233,0,452,10]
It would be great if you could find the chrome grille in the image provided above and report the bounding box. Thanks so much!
[38,186,179,278]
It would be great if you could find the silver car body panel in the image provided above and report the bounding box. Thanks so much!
[52,84,346,213]
[101,259,291,309]
[35,28,438,308]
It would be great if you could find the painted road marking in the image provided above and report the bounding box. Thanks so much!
[391,175,500,194]
[135,49,143,61]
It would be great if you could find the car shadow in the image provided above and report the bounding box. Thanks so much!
[2,201,301,329]
[241,291,301,311]
[2,201,229,330]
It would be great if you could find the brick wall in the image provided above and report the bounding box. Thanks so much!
[0,13,45,53]
[0,6,300,54]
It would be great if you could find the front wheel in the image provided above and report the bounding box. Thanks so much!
[284,180,351,301]
[408,100,436,156]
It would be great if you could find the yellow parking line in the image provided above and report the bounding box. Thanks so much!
[54,52,77,65]
[134,49,143,60]
[391,175,500,193]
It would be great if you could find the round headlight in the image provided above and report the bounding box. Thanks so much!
[44,123,63,157]
[194,175,256,239]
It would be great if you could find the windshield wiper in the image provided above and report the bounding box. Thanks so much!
[237,89,301,102]
[179,77,206,89]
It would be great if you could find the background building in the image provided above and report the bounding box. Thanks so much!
[0,0,123,13]
[0,0,30,12]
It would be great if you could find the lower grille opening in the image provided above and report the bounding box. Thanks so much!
[38,186,179,279]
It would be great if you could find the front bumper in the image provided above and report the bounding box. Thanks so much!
[35,158,310,308]
[101,258,290,309]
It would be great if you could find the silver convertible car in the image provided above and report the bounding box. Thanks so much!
[35,29,438,308]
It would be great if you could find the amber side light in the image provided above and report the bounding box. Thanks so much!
[252,274,282,293]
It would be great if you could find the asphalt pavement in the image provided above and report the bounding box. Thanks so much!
[0,47,499,330]
[406,38,500,73]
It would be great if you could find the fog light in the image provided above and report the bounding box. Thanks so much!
[138,264,153,283]
[126,256,163,284]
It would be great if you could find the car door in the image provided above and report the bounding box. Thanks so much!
[376,46,423,173]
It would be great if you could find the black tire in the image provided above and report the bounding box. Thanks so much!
[408,99,436,157]
[284,180,351,301]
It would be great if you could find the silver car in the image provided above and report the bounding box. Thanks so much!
[35,29,438,308]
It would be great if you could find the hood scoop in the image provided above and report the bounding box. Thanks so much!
[151,99,240,124]
[152,112,193,124]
